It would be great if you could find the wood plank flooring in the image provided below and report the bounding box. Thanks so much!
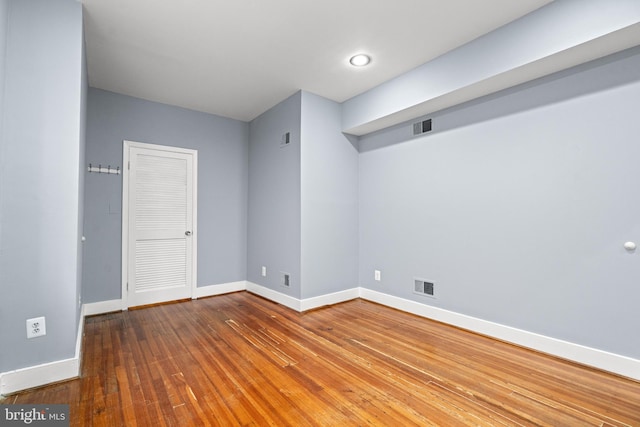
[3,292,640,426]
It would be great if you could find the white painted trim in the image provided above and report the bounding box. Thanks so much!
[191,150,198,300]
[246,282,301,311]
[121,140,198,309]
[0,357,80,396]
[121,141,130,310]
[193,281,248,299]
[75,305,85,369]
[358,288,640,381]
[196,284,640,379]
[0,306,86,396]
[245,283,360,312]
[4,286,637,395]
[83,299,123,316]
[299,288,360,311]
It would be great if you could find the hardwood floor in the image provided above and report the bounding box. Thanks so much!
[4,292,640,426]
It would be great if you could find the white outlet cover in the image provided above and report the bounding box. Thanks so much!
[261,266,267,277]
[374,270,381,281]
[26,316,46,339]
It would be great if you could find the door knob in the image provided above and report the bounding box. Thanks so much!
[185,231,192,236]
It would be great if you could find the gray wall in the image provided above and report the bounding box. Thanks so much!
[0,0,85,372]
[83,88,248,303]
[247,92,302,298]
[358,48,640,359]
[0,0,7,135]
[0,0,8,274]
[300,92,359,298]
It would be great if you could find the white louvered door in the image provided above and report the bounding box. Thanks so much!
[124,142,197,308]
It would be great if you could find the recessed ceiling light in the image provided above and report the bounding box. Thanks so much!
[349,54,371,67]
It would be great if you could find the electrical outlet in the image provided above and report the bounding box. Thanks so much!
[261,266,267,277]
[374,270,381,281]
[26,317,46,339]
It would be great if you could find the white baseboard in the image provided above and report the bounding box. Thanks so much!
[0,306,86,396]
[4,285,637,395]
[246,282,302,311]
[193,281,247,299]
[246,283,360,312]
[359,288,640,381]
[83,299,123,316]
[300,288,360,311]
[82,281,249,317]
[0,357,80,396]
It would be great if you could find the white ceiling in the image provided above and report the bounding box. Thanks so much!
[82,0,552,122]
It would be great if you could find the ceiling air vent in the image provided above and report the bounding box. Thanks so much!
[414,278,435,297]
[412,119,432,136]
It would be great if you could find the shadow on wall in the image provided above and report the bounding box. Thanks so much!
[357,45,640,153]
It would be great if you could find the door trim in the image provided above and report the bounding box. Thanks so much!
[121,140,198,309]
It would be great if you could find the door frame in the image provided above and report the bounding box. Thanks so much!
[121,140,198,309]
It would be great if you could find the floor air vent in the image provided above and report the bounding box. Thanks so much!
[414,279,435,297]
[280,131,291,147]
[412,119,432,136]
[281,272,290,287]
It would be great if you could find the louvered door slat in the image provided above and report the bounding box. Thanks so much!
[135,239,187,291]
[135,154,187,231]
